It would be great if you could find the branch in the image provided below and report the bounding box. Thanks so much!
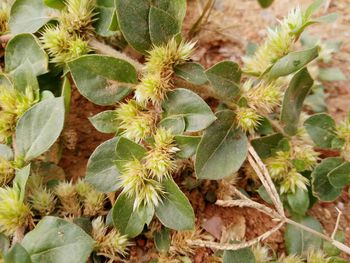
[89,39,144,72]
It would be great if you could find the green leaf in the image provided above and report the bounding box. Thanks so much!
[115,0,152,53]
[287,188,310,216]
[324,231,344,257]
[21,216,95,263]
[86,138,120,193]
[158,116,185,134]
[257,185,273,204]
[13,164,31,202]
[153,0,187,23]
[318,67,347,82]
[5,34,48,76]
[304,85,327,113]
[285,215,323,255]
[162,88,216,132]
[115,137,147,172]
[281,68,314,135]
[94,0,118,37]
[4,244,32,263]
[155,178,195,230]
[269,47,319,78]
[206,61,241,100]
[10,61,39,94]
[312,157,343,201]
[174,135,201,159]
[0,74,12,88]
[257,0,274,8]
[223,247,256,263]
[195,110,248,180]
[0,233,10,256]
[112,192,154,238]
[44,0,65,9]
[89,110,119,134]
[327,162,350,188]
[68,55,136,106]
[174,62,208,85]
[154,228,170,253]
[0,144,13,160]
[149,7,180,46]
[305,0,325,19]
[9,0,56,34]
[304,113,337,148]
[16,97,65,161]
[251,133,284,159]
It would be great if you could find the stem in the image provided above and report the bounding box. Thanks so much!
[188,0,216,38]
[89,39,144,72]
[12,226,25,245]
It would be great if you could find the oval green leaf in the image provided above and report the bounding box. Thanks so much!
[195,110,248,180]
[155,178,195,230]
[86,138,120,193]
[162,88,216,132]
[89,110,119,134]
[327,162,350,188]
[15,97,65,161]
[21,216,95,263]
[68,55,136,106]
[174,62,208,85]
[281,68,314,135]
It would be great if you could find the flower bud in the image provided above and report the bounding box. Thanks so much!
[279,168,309,194]
[55,181,81,216]
[0,186,31,235]
[29,187,56,216]
[0,156,13,186]
[235,107,262,133]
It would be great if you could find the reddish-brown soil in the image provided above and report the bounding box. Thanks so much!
[57,0,350,261]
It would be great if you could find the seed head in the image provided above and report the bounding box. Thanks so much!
[0,186,31,235]
[120,159,164,210]
[251,244,271,263]
[293,145,319,171]
[307,250,330,263]
[60,0,96,37]
[235,107,262,133]
[280,168,309,194]
[116,100,155,142]
[82,190,105,216]
[55,181,81,216]
[144,128,178,181]
[266,151,291,180]
[245,81,282,114]
[0,156,14,186]
[243,7,305,75]
[41,25,90,64]
[29,187,56,216]
[92,217,131,260]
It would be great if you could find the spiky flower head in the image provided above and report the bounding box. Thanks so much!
[75,179,92,197]
[280,168,309,194]
[60,0,96,37]
[55,181,81,216]
[244,81,282,114]
[29,187,56,216]
[170,226,212,256]
[41,25,90,64]
[116,100,155,142]
[0,3,10,34]
[82,190,105,216]
[280,255,304,263]
[336,119,350,160]
[134,73,172,105]
[293,145,319,171]
[147,38,195,74]
[0,157,14,186]
[120,159,164,210]
[92,217,131,260]
[0,186,31,235]
[235,107,262,133]
[266,151,291,180]
[243,7,306,75]
[144,128,179,181]
[307,250,330,263]
[251,244,271,263]
[0,86,38,142]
